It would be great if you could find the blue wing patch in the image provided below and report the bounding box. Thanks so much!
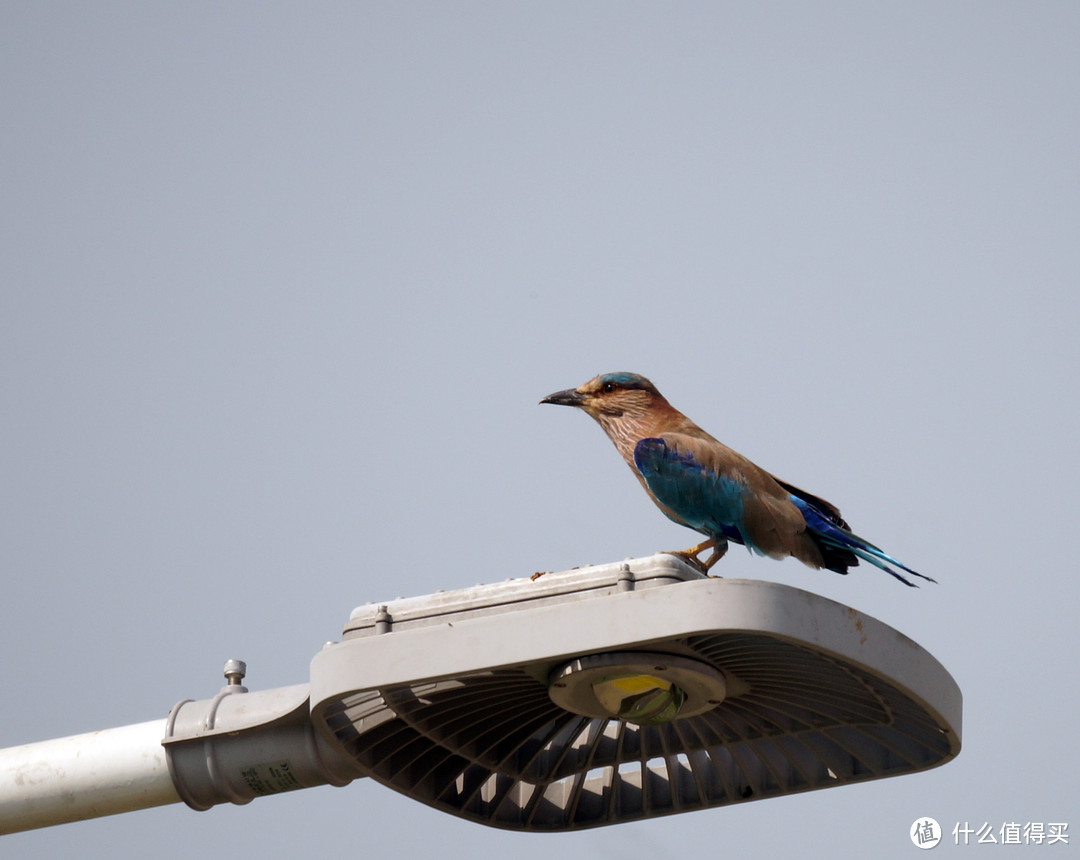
[633,437,748,548]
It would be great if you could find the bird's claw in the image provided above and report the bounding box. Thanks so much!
[665,538,728,575]
[665,550,711,573]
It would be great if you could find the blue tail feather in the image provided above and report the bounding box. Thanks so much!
[791,496,935,588]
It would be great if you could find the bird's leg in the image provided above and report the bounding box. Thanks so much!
[680,537,717,559]
[667,537,728,573]
[699,541,728,571]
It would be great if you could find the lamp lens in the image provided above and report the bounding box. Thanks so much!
[592,674,686,726]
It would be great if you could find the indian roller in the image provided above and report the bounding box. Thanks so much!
[541,372,934,587]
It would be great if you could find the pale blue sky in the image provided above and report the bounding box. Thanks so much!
[2,3,1078,857]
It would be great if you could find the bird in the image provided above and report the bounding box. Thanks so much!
[540,372,934,587]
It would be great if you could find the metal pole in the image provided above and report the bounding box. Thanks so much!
[0,719,181,834]
[0,675,360,835]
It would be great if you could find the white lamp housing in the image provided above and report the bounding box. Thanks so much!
[0,555,961,835]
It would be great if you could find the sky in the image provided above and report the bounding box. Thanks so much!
[2,2,1078,857]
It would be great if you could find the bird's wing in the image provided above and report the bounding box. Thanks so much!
[771,477,849,530]
[631,435,745,538]
[633,433,824,566]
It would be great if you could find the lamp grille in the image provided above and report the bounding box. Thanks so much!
[317,629,955,830]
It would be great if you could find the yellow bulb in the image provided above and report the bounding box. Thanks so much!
[592,674,686,726]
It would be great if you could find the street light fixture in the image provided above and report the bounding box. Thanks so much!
[0,554,961,835]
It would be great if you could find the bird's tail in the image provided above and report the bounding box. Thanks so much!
[791,497,936,588]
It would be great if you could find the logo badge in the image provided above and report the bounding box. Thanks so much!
[911,818,941,849]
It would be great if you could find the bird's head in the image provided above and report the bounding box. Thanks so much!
[540,372,666,422]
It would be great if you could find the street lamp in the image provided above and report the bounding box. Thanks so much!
[0,554,961,835]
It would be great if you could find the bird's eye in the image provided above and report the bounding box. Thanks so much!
[602,381,618,394]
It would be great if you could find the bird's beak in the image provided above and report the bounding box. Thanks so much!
[540,387,585,407]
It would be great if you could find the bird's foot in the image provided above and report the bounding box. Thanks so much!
[666,538,728,575]
[666,551,711,573]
